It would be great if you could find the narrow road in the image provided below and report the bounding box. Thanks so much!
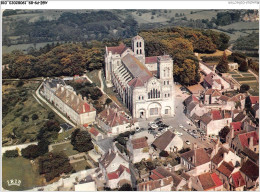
[98,70,104,93]
[35,82,76,127]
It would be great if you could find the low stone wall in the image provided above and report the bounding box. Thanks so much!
[2,142,38,155]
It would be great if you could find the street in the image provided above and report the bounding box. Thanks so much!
[136,85,214,149]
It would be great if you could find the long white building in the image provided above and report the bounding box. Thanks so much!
[105,35,175,119]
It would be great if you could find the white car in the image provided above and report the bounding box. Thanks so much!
[185,140,191,145]
[150,123,158,129]
[179,124,184,128]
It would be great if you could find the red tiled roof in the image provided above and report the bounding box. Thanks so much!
[231,171,245,188]
[250,96,259,105]
[107,43,127,55]
[180,148,210,167]
[230,122,242,132]
[83,124,88,128]
[217,161,234,177]
[211,173,223,187]
[128,77,144,87]
[238,131,259,148]
[107,164,130,180]
[198,172,216,191]
[138,176,173,191]
[211,110,222,120]
[145,56,158,64]
[98,106,130,127]
[131,137,148,149]
[89,127,99,137]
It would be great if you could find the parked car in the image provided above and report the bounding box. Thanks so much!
[158,128,164,132]
[185,140,191,145]
[179,124,184,128]
[150,123,158,129]
[154,118,161,122]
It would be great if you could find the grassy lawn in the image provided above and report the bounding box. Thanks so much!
[2,156,43,190]
[85,70,101,87]
[71,160,91,172]
[51,142,79,156]
[234,77,256,82]
[2,80,65,146]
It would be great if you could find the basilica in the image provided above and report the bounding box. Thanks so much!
[105,35,175,119]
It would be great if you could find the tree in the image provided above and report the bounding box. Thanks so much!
[32,114,39,120]
[21,144,40,159]
[219,126,230,143]
[4,149,19,158]
[71,129,93,152]
[240,84,250,93]
[21,115,29,122]
[38,152,73,182]
[118,183,133,191]
[216,52,229,73]
[159,150,169,157]
[238,60,248,72]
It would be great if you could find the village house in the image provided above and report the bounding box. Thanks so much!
[89,127,103,141]
[216,161,240,190]
[180,144,211,176]
[240,147,259,164]
[149,166,186,190]
[226,121,244,144]
[230,131,259,154]
[191,172,223,191]
[43,79,96,125]
[203,72,230,91]
[74,175,97,191]
[200,110,232,136]
[127,136,150,163]
[239,159,259,190]
[138,176,173,191]
[230,171,246,191]
[152,130,183,153]
[105,35,175,119]
[96,105,134,136]
[246,96,259,108]
[99,149,131,189]
[250,103,259,119]
[203,89,222,105]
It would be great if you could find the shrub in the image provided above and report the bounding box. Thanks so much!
[21,144,40,159]
[21,115,29,122]
[4,149,19,158]
[48,111,55,119]
[105,98,112,105]
[159,150,169,157]
[71,129,93,152]
[32,114,39,120]
[16,80,24,87]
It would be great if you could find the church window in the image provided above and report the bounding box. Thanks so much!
[167,68,170,77]
[136,42,139,47]
[163,70,166,77]
[140,49,142,54]
[158,91,160,98]
[168,93,170,97]
[165,109,169,114]
[150,108,158,115]
[164,81,165,85]
[153,88,155,98]
[139,96,141,100]
[139,42,142,47]
[136,49,139,54]
[167,81,169,85]
[155,89,158,98]
[148,92,150,99]
[165,94,167,97]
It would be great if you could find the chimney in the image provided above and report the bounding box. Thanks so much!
[105,104,107,109]
[108,148,111,154]
[238,178,241,187]
[160,178,164,187]
[249,136,254,150]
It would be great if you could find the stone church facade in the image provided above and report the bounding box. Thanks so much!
[105,35,175,119]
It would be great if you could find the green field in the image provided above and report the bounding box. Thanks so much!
[2,156,43,190]
[234,77,257,82]
[2,80,65,146]
[51,142,79,157]
[71,160,91,172]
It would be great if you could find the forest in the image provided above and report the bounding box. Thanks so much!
[3,26,230,86]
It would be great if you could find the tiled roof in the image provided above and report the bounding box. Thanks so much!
[131,137,148,149]
[100,149,128,168]
[122,54,153,85]
[211,147,229,165]
[238,131,258,148]
[181,172,190,181]
[128,77,144,88]
[231,171,245,188]
[145,56,158,64]
[187,102,197,112]
[198,172,216,190]
[150,167,182,187]
[217,161,234,177]
[191,113,200,121]
[46,79,65,89]
[230,122,242,132]
[240,159,259,181]
[211,173,223,188]
[107,43,127,55]
[138,176,173,191]
[180,148,210,167]
[184,95,199,106]
[200,114,212,125]
[228,93,246,102]
[211,110,222,120]
[55,86,95,114]
[107,164,130,180]
[233,112,246,122]
[241,147,259,163]
[205,89,214,95]
[204,72,215,86]
[152,130,176,151]
[219,95,230,102]
[89,127,100,137]
[249,96,259,105]
[98,106,129,127]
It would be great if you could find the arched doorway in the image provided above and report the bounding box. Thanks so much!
[148,102,162,118]
[138,109,146,119]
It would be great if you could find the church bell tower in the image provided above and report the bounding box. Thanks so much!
[132,35,145,64]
